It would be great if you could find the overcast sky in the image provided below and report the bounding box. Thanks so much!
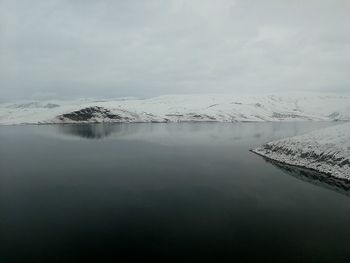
[1,0,349,101]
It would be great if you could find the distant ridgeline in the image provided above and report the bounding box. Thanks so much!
[0,94,349,124]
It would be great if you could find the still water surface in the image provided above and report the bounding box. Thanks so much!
[1,122,350,262]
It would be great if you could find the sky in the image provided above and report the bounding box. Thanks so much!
[1,0,350,101]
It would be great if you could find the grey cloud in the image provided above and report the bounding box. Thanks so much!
[0,0,349,101]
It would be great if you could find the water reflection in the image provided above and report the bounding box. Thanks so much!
[264,158,350,197]
[57,124,133,139]
[54,122,337,145]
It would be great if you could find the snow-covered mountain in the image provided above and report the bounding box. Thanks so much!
[253,122,350,180]
[0,94,349,125]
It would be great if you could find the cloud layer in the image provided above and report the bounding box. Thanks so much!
[1,0,349,100]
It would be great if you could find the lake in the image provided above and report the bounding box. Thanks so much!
[1,122,350,262]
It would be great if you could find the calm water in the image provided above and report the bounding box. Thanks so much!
[1,122,350,262]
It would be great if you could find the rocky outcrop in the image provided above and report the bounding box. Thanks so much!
[56,106,131,123]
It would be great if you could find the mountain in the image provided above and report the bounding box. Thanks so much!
[0,93,349,125]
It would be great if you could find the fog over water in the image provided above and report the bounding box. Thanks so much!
[1,0,350,101]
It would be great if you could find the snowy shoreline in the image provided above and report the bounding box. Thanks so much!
[252,122,350,181]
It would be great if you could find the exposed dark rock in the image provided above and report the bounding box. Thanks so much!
[8,102,60,109]
[207,104,219,108]
[165,114,184,117]
[57,106,127,122]
[272,112,303,119]
[44,103,60,109]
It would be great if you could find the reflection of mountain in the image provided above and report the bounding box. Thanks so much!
[264,158,350,197]
[54,122,337,147]
[56,124,136,139]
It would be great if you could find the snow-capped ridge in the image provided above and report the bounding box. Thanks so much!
[0,93,349,125]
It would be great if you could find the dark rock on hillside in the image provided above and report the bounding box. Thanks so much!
[57,106,129,122]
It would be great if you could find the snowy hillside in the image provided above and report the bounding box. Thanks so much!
[252,122,350,180]
[0,94,349,125]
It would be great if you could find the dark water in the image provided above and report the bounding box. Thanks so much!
[1,122,350,262]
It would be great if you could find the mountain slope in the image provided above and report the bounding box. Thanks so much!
[0,94,349,125]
